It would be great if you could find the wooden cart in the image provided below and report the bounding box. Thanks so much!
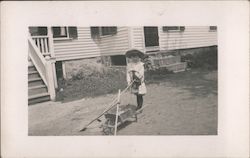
[101,104,138,135]
[80,81,144,135]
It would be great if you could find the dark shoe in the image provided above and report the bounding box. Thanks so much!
[136,108,143,114]
[136,105,143,111]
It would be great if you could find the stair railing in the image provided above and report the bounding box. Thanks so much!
[32,36,51,57]
[28,36,56,101]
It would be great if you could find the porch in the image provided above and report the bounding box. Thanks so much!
[28,28,57,105]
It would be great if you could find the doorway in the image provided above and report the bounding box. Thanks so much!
[143,27,159,47]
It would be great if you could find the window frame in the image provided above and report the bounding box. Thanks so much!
[100,27,117,36]
[162,26,185,32]
[209,26,217,32]
[29,27,48,36]
[52,26,78,40]
[52,27,69,39]
[90,26,117,38]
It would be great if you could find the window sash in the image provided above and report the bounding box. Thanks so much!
[91,26,117,37]
[209,26,217,31]
[68,27,78,39]
[101,27,117,36]
[52,27,68,38]
[163,26,185,32]
[29,27,47,36]
[90,27,100,37]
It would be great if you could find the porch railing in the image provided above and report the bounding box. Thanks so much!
[28,36,56,100]
[32,36,51,57]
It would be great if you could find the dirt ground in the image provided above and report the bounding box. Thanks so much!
[29,69,217,135]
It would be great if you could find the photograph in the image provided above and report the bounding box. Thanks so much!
[28,26,218,136]
[2,1,249,157]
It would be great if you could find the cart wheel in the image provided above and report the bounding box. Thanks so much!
[102,119,110,135]
[102,119,115,135]
[102,126,110,135]
[109,127,115,135]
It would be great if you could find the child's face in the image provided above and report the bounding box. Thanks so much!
[131,56,140,63]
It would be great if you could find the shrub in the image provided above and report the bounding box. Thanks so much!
[56,66,127,102]
[181,47,217,70]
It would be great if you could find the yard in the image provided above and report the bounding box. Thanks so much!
[29,68,217,135]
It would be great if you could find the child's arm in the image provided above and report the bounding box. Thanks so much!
[126,66,131,85]
[134,63,144,79]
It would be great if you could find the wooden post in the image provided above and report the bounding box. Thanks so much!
[114,89,121,135]
[62,61,67,79]
[52,62,58,89]
[47,27,58,89]
[45,56,56,101]
[50,57,58,89]
[47,27,55,58]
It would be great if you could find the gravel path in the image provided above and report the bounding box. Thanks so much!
[29,70,217,135]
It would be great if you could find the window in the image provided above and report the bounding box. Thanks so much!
[90,27,100,38]
[209,26,217,31]
[110,55,127,66]
[68,27,78,39]
[162,26,185,32]
[144,27,159,47]
[101,27,117,35]
[29,27,47,36]
[52,27,67,38]
[90,26,117,37]
[52,26,78,39]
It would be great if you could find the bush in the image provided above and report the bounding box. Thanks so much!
[181,47,217,70]
[56,67,127,102]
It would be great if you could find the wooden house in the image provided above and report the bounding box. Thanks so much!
[28,26,217,104]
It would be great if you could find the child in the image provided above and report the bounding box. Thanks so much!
[125,49,147,111]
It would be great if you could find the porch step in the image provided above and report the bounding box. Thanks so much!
[28,79,44,87]
[28,92,50,105]
[28,85,48,96]
[28,65,36,71]
[29,84,46,90]
[28,71,40,79]
[28,70,38,74]
[28,60,34,67]
[28,92,50,99]
[151,56,181,67]
[28,77,42,82]
[162,62,187,73]
[28,62,50,105]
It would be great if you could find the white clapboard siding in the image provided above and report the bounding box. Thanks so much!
[99,27,130,56]
[131,27,145,51]
[130,26,217,52]
[159,26,217,50]
[53,27,101,61]
[53,26,217,61]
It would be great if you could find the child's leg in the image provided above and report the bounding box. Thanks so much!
[136,94,143,110]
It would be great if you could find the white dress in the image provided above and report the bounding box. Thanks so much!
[126,61,147,95]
